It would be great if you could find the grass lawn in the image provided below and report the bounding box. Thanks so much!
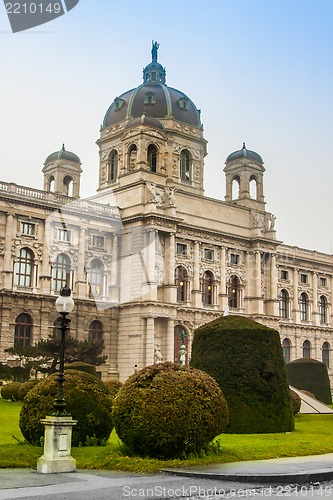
[1,398,333,473]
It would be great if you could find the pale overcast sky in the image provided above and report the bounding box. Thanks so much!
[0,0,332,253]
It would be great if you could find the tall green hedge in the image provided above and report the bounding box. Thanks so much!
[286,358,332,405]
[190,315,294,434]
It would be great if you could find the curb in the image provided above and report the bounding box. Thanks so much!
[161,468,333,484]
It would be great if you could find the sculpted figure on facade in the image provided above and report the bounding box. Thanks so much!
[146,182,164,207]
[165,187,176,206]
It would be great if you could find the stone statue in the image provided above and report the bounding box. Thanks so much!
[179,344,187,366]
[165,187,175,206]
[154,345,163,364]
[269,214,276,230]
[151,40,159,61]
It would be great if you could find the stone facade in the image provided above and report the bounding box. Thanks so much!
[0,46,332,383]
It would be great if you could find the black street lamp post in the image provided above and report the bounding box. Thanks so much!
[52,286,74,417]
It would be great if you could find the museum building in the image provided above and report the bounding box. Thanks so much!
[0,44,332,382]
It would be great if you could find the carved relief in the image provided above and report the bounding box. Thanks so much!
[0,237,4,255]
[146,182,164,207]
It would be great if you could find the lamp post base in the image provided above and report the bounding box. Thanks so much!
[37,416,77,474]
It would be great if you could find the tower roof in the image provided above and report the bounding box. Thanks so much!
[226,143,263,164]
[102,42,201,129]
[44,144,81,165]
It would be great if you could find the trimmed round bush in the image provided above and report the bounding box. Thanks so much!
[190,316,294,434]
[286,358,332,405]
[112,362,229,459]
[64,362,96,376]
[17,380,39,401]
[1,382,22,401]
[289,388,301,415]
[104,380,123,398]
[20,370,113,446]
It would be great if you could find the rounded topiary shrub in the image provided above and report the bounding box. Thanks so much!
[289,388,301,415]
[17,380,39,401]
[20,370,113,446]
[112,362,229,459]
[1,382,22,401]
[64,362,96,376]
[286,358,332,405]
[104,380,123,398]
[190,316,294,434]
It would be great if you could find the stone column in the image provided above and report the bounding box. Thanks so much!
[293,269,299,322]
[192,241,201,307]
[312,272,318,325]
[76,227,86,297]
[164,233,176,302]
[220,247,227,310]
[267,253,278,316]
[40,219,52,293]
[145,316,155,366]
[166,318,175,362]
[3,213,14,288]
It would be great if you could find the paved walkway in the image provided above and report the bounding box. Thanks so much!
[162,453,333,484]
[1,454,333,490]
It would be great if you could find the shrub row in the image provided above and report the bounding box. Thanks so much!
[1,380,39,401]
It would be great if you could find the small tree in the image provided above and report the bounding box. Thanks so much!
[286,358,332,405]
[5,334,107,374]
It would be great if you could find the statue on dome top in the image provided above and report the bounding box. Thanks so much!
[151,40,159,61]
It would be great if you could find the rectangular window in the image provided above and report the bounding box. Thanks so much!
[280,270,288,280]
[176,243,187,255]
[21,222,35,236]
[320,277,327,287]
[57,228,71,242]
[300,273,308,284]
[230,253,239,265]
[204,249,214,260]
[92,235,105,248]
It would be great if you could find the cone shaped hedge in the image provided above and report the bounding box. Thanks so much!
[190,316,294,434]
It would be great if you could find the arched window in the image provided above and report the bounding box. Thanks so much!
[249,175,258,199]
[299,292,309,321]
[174,325,189,365]
[128,144,137,170]
[319,296,327,324]
[228,275,241,308]
[63,175,74,197]
[322,342,330,368]
[15,248,34,287]
[49,175,55,192]
[147,144,157,172]
[282,338,291,364]
[202,271,213,305]
[303,339,311,358]
[88,320,104,342]
[108,150,118,181]
[232,175,240,199]
[52,253,71,291]
[175,265,188,302]
[14,313,32,347]
[279,289,289,319]
[88,259,104,297]
[180,150,191,182]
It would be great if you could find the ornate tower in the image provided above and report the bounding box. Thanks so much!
[224,143,265,210]
[95,42,207,201]
[42,144,82,198]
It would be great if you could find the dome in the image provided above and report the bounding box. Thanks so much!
[125,115,164,130]
[102,42,201,129]
[45,144,81,165]
[226,143,263,164]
